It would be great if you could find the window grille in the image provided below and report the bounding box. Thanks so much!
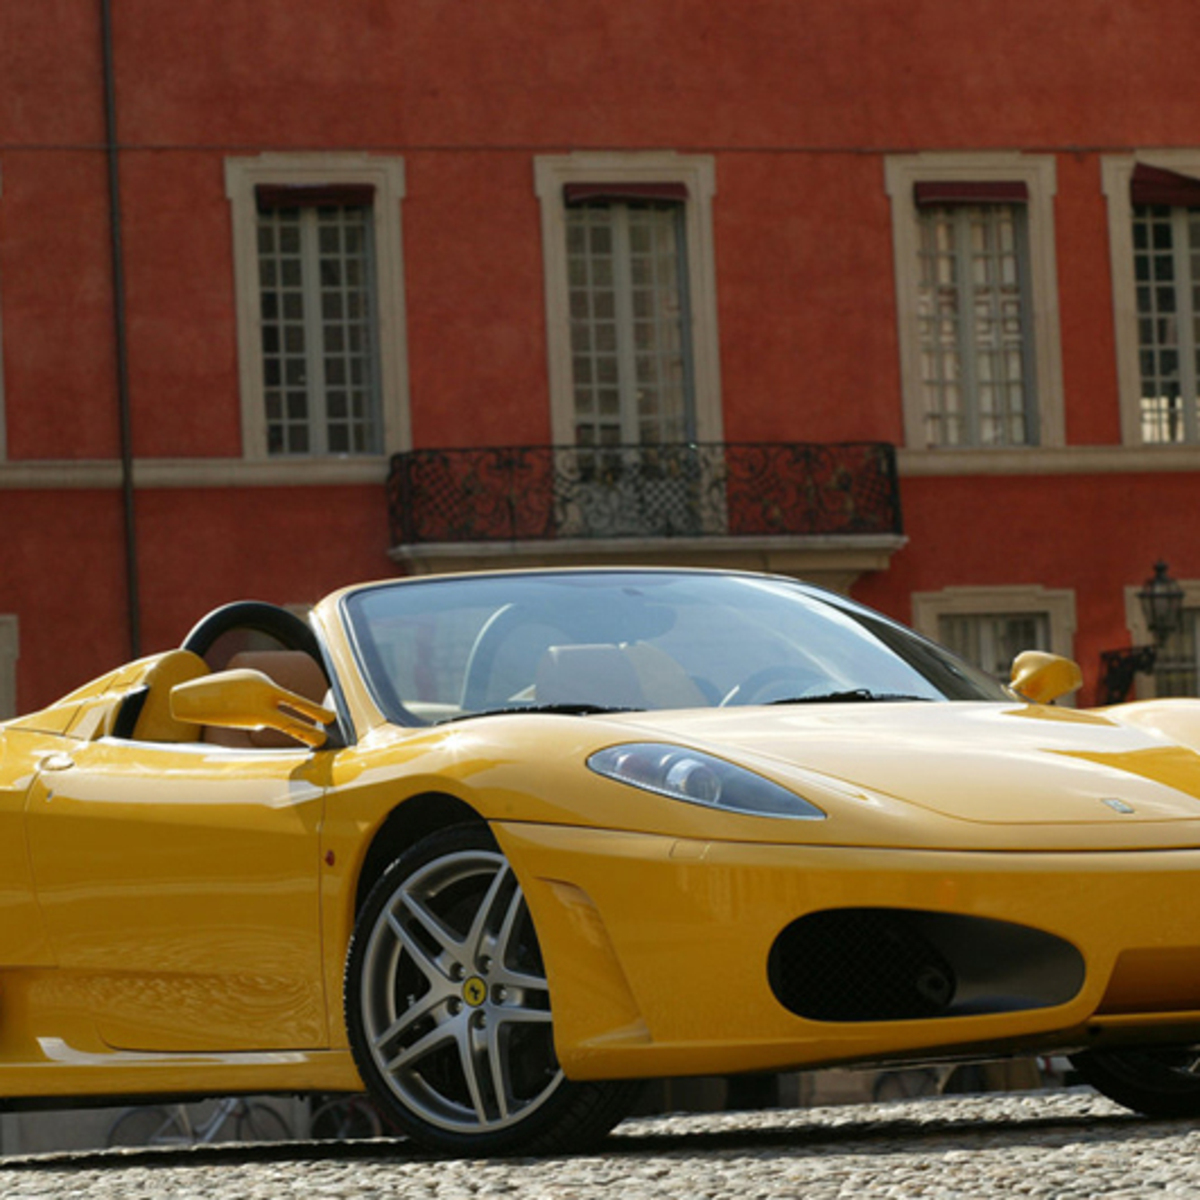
[1132,205,1200,443]
[566,201,695,463]
[938,611,1050,683]
[257,203,381,455]
[916,204,1037,447]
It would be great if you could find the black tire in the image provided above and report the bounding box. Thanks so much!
[1071,1047,1200,1117]
[344,823,640,1156]
[106,1105,189,1148]
[234,1101,292,1142]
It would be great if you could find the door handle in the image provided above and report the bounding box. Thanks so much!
[38,752,75,772]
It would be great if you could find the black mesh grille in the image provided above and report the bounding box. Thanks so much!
[768,909,957,1022]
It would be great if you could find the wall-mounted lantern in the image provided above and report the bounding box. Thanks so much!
[1098,560,1185,705]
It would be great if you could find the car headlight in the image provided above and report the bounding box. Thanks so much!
[587,743,826,820]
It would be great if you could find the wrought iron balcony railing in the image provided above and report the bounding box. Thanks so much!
[388,442,902,547]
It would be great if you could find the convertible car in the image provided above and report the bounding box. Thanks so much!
[4,567,1200,1154]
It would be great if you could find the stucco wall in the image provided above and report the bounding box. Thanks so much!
[1,0,1198,708]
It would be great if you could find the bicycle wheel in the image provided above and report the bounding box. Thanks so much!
[310,1095,385,1140]
[234,1102,292,1143]
[107,1105,190,1148]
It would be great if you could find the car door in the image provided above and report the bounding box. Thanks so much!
[25,735,330,1053]
[0,728,56,967]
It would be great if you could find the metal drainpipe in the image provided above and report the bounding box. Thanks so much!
[100,0,141,657]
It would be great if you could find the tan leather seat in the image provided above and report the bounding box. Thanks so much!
[128,649,211,742]
[535,644,646,709]
[622,642,707,709]
[203,650,330,748]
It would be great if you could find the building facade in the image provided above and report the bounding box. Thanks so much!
[2,0,1199,713]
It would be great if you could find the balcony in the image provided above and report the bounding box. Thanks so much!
[387,442,905,588]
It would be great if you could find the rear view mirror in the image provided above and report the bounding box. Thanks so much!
[1010,651,1083,706]
[170,669,336,748]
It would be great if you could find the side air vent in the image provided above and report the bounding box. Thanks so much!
[768,908,1085,1023]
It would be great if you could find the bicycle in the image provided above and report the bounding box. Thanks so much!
[106,1096,292,1147]
[308,1092,400,1140]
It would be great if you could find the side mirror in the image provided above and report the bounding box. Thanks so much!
[1010,651,1083,706]
[170,669,336,748]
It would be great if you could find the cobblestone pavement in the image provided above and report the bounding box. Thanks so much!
[1,1091,1195,1199]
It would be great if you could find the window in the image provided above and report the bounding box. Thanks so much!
[535,153,722,449]
[916,196,1035,446]
[0,615,17,719]
[257,192,380,455]
[1132,204,1200,443]
[886,155,1064,452]
[226,155,410,462]
[912,586,1076,691]
[1154,607,1200,696]
[1102,156,1200,445]
[566,192,695,453]
[1124,577,1200,698]
[937,611,1050,682]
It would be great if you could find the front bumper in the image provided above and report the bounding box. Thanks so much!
[496,822,1200,1081]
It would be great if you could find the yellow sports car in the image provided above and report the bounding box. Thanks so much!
[5,568,1200,1154]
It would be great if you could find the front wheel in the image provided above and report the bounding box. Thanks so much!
[1071,1047,1200,1117]
[344,824,639,1156]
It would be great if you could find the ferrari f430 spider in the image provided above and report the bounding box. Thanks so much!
[4,569,1200,1153]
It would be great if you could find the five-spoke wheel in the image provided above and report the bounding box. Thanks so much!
[345,825,637,1155]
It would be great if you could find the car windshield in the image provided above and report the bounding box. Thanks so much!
[342,570,1010,726]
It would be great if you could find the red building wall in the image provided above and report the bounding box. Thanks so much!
[2,0,1199,709]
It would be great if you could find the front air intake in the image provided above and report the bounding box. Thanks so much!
[768,908,1085,1023]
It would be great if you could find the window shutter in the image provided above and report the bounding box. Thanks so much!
[563,182,689,205]
[255,183,376,210]
[1130,163,1200,207]
[913,181,1029,206]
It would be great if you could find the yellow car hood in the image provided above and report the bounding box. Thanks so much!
[609,701,1200,829]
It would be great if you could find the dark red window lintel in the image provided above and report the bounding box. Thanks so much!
[563,182,689,205]
[1130,163,1200,208]
[255,183,376,210]
[913,180,1029,206]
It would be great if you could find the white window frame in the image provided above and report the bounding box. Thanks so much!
[912,585,1078,692]
[225,154,410,462]
[535,152,723,446]
[1102,151,1200,447]
[0,615,17,719]
[885,153,1064,452]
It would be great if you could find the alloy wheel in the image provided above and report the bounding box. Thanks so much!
[358,846,563,1135]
